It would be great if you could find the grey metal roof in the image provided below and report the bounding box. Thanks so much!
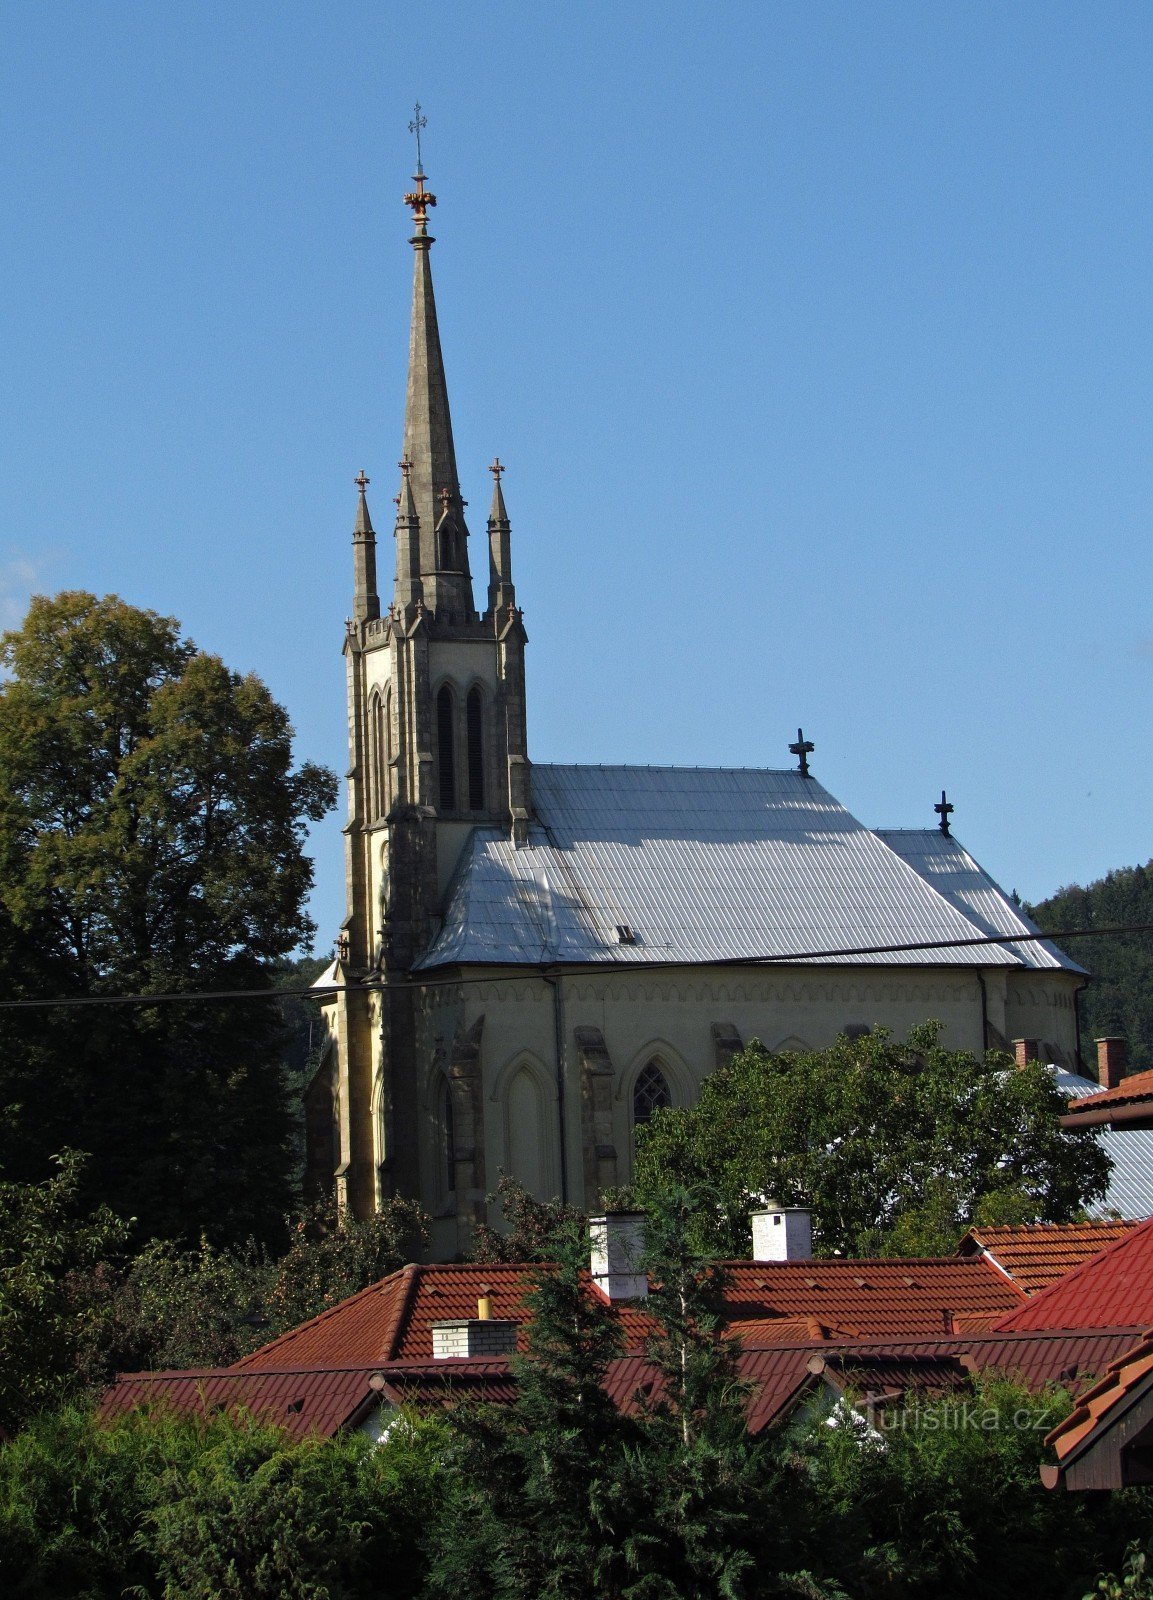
[1051,1068,1153,1221]
[875,829,1084,974]
[418,764,1073,973]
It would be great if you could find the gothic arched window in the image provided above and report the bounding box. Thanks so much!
[370,694,387,819]
[436,685,456,811]
[633,1060,672,1138]
[466,686,485,812]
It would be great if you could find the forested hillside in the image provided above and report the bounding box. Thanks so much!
[1029,862,1153,1071]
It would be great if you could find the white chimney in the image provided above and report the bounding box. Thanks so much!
[589,1212,648,1300]
[751,1203,812,1262]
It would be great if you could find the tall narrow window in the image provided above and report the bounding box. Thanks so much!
[371,695,386,819]
[633,1060,671,1140]
[383,688,393,810]
[436,685,456,811]
[443,1078,456,1195]
[466,687,485,811]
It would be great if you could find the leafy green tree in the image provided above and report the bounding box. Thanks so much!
[0,1152,127,1433]
[1029,865,1153,1072]
[470,1174,588,1264]
[633,1024,1111,1258]
[0,592,336,1243]
[428,1218,634,1600]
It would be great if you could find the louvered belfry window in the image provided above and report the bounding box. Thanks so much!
[466,687,485,811]
[633,1061,672,1130]
[437,686,456,810]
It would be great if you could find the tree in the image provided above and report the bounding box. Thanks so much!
[428,1218,634,1600]
[0,1152,127,1433]
[0,592,336,1243]
[469,1174,588,1264]
[633,1024,1112,1258]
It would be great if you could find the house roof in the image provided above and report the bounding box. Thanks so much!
[958,1221,1139,1296]
[1049,1067,1153,1221]
[1043,1332,1153,1478]
[418,765,1077,971]
[993,1217,1153,1333]
[229,1255,1025,1376]
[1067,1068,1153,1118]
[99,1366,379,1442]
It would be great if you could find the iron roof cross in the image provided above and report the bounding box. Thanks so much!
[354,469,369,493]
[789,728,815,779]
[408,102,427,173]
[935,790,954,836]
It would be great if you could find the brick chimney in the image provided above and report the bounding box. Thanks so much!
[1096,1037,1128,1091]
[589,1212,648,1300]
[1013,1039,1040,1068]
[751,1203,813,1262]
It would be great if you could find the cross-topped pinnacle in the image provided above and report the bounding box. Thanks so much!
[398,456,412,478]
[789,727,815,778]
[935,789,955,836]
[354,469,370,494]
[489,457,505,481]
[408,101,427,174]
[438,485,452,511]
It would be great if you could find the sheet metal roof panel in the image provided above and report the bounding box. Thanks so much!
[420,765,1032,970]
[875,829,1083,972]
[1051,1070,1153,1221]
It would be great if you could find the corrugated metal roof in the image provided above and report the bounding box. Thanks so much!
[419,765,1063,971]
[1051,1068,1153,1221]
[875,829,1084,973]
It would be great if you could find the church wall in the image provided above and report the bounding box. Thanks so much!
[413,961,1082,1241]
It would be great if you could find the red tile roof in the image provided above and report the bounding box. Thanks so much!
[958,1221,1139,1296]
[1043,1331,1153,1471]
[993,1218,1153,1333]
[100,1367,379,1441]
[1068,1068,1153,1114]
[232,1255,1024,1372]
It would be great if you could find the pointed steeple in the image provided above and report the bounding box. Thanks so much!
[486,457,515,614]
[401,166,475,621]
[393,456,423,609]
[352,470,379,623]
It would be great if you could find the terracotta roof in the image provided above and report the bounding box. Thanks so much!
[232,1256,1023,1371]
[100,1367,379,1441]
[1043,1331,1153,1471]
[1068,1068,1153,1115]
[958,1221,1139,1296]
[993,1218,1153,1333]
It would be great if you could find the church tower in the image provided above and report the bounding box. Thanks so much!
[320,159,531,1220]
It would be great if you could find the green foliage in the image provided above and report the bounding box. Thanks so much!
[777,1376,1153,1599]
[0,1403,441,1600]
[1029,864,1153,1070]
[1087,1544,1153,1600]
[622,1184,763,1598]
[470,1174,587,1263]
[0,1152,128,1433]
[429,1217,633,1599]
[0,592,336,1244]
[633,1024,1111,1257]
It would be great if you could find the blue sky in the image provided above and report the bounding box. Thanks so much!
[1,2,1150,952]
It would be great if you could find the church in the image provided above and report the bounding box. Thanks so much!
[310,158,1083,1260]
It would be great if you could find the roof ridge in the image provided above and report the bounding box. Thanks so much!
[992,1216,1153,1331]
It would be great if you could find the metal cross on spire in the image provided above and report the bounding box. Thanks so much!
[408,101,427,174]
[935,789,955,836]
[489,457,505,480]
[354,469,370,493]
[789,727,815,779]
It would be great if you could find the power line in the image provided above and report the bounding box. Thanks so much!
[0,920,1150,1012]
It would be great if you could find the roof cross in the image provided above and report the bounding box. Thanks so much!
[935,789,954,836]
[354,469,369,493]
[398,456,412,478]
[408,102,427,174]
[789,727,815,779]
[489,457,505,481]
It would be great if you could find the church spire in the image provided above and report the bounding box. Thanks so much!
[393,455,423,610]
[487,457,515,614]
[401,152,475,621]
[352,469,379,623]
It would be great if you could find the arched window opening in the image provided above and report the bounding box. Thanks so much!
[383,688,393,810]
[436,686,456,810]
[443,1078,456,1196]
[371,695,386,819]
[633,1060,671,1140]
[439,526,455,569]
[466,687,485,811]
